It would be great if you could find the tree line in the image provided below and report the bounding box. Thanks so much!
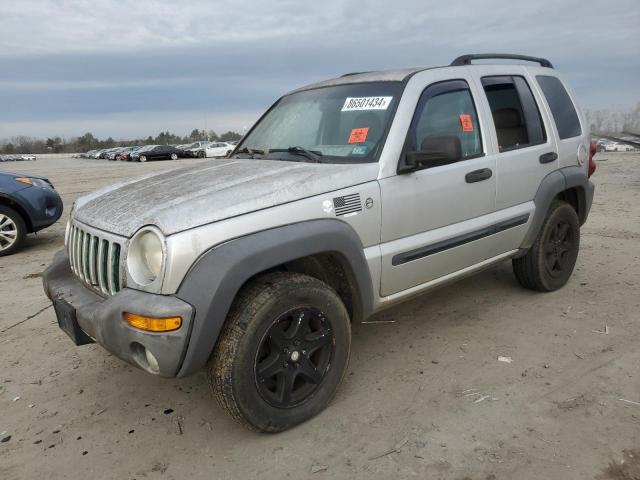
[0,129,243,154]
[585,102,640,136]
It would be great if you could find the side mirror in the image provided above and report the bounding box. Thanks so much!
[402,135,462,172]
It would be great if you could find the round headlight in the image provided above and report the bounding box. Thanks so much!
[127,227,166,286]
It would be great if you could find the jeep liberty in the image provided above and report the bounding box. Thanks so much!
[43,54,596,432]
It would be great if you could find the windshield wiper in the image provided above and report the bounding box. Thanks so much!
[233,147,265,158]
[268,146,323,163]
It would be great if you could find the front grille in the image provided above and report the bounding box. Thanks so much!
[68,221,124,295]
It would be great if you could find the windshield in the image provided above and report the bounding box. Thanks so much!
[237,82,403,163]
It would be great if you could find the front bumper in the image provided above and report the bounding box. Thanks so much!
[42,250,194,377]
[15,185,63,232]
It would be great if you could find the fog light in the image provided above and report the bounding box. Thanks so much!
[145,349,160,374]
[124,312,182,332]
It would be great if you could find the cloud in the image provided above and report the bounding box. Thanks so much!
[0,0,638,138]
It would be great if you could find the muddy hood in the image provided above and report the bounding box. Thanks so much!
[73,159,379,237]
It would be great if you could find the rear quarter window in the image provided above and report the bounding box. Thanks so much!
[536,76,582,139]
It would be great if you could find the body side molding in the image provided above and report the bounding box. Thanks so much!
[392,214,529,266]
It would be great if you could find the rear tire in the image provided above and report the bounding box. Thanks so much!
[513,200,580,291]
[0,206,27,256]
[170,153,178,160]
[208,272,351,432]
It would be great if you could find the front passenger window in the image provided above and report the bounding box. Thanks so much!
[409,81,483,161]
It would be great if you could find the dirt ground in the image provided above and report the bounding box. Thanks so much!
[0,153,638,480]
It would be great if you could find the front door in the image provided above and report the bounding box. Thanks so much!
[379,78,497,297]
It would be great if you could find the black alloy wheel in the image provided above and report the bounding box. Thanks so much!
[209,272,351,432]
[255,307,334,408]
[513,201,580,291]
[543,219,574,279]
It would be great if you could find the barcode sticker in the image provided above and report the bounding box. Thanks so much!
[342,96,393,111]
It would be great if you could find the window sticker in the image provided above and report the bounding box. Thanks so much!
[342,96,393,112]
[459,114,474,132]
[348,127,369,144]
[351,145,368,155]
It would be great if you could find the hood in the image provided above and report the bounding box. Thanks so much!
[74,159,379,237]
[0,171,49,180]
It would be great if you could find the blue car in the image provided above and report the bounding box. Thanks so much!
[0,171,63,256]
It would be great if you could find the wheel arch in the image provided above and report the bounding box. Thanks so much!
[174,219,374,377]
[0,193,33,232]
[519,166,594,251]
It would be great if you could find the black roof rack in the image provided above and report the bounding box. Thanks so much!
[340,71,371,77]
[450,54,554,69]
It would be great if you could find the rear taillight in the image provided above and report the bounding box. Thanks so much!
[588,141,597,178]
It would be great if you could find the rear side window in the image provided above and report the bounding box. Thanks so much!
[536,75,581,139]
[408,80,483,160]
[482,76,546,152]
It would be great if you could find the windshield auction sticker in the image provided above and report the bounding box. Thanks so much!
[342,96,393,111]
[348,127,369,143]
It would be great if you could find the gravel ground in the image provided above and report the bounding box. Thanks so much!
[0,153,639,480]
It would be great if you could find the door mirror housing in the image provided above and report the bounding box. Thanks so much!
[400,135,462,173]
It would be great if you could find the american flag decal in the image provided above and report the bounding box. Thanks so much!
[333,193,362,216]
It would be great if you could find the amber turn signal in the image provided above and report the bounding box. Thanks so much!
[124,312,182,332]
[15,177,33,185]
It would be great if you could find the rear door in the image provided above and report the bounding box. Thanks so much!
[468,66,558,257]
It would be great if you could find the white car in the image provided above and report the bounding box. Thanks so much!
[604,142,635,152]
[203,142,234,158]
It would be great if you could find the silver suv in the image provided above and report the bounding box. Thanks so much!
[43,54,596,432]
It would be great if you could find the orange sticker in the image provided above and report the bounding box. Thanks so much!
[459,114,474,132]
[348,127,369,144]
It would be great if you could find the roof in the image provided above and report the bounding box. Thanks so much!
[290,67,432,93]
[290,54,554,93]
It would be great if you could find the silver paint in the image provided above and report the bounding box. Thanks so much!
[74,159,379,237]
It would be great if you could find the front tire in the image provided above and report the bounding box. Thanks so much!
[208,272,351,432]
[513,200,580,291]
[0,206,27,256]
[139,155,147,162]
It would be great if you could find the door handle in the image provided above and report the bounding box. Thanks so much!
[539,152,558,164]
[465,168,493,183]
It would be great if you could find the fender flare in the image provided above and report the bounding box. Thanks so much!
[519,166,593,251]
[174,219,374,377]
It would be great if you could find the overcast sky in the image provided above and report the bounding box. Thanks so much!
[1,0,638,140]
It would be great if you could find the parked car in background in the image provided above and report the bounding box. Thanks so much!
[604,142,635,152]
[129,145,156,161]
[0,171,63,256]
[201,142,234,158]
[107,147,127,160]
[117,146,141,161]
[182,141,212,157]
[0,154,37,162]
[133,145,183,162]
